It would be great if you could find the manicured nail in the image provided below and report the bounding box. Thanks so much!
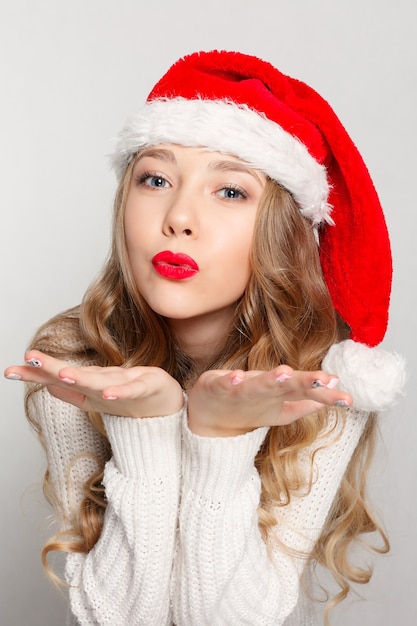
[26,358,42,368]
[231,375,244,385]
[6,373,22,380]
[104,395,118,400]
[312,380,325,388]
[326,377,339,389]
[276,373,292,383]
[334,400,349,408]
[60,377,76,384]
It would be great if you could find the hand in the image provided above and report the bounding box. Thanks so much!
[5,350,184,419]
[187,367,352,437]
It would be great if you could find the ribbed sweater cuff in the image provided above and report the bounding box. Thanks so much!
[103,407,184,479]
[182,413,269,499]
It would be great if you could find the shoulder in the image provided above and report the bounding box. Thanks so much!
[29,305,94,364]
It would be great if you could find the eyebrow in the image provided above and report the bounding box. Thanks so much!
[136,147,177,163]
[208,160,264,185]
[136,148,264,185]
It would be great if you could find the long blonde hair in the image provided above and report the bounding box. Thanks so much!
[26,156,388,622]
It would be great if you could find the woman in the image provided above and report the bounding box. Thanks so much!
[5,50,405,625]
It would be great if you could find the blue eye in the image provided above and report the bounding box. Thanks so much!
[138,173,170,188]
[217,185,247,200]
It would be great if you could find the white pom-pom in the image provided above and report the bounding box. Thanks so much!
[322,339,407,412]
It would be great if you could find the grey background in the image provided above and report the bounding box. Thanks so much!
[1,1,415,624]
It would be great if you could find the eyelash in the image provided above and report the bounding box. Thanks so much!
[135,172,248,200]
[135,171,170,188]
[217,184,248,200]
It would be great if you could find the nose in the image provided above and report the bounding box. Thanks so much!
[162,190,198,238]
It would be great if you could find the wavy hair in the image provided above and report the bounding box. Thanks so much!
[26,157,388,623]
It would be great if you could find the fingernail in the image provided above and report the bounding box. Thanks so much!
[26,358,42,368]
[6,373,22,380]
[312,380,325,388]
[334,400,349,408]
[326,377,339,389]
[276,373,292,383]
[231,375,244,385]
[60,377,75,384]
[104,395,118,400]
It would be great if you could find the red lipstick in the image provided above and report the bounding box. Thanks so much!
[152,251,199,280]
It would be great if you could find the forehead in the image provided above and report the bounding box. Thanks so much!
[134,144,266,182]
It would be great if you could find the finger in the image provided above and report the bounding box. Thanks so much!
[279,382,352,408]
[25,350,69,374]
[47,384,91,411]
[275,369,337,389]
[16,350,72,382]
[195,369,244,395]
[226,367,293,397]
[270,369,352,406]
[228,370,351,410]
[278,399,325,425]
[101,378,150,400]
[5,350,64,384]
[56,364,153,392]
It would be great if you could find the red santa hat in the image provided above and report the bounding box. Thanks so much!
[113,50,406,411]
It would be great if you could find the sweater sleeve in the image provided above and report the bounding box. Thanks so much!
[28,386,109,525]
[172,408,368,626]
[29,385,184,625]
[66,409,183,626]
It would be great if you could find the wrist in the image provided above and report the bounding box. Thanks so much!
[188,415,256,437]
[182,412,269,496]
[103,408,183,477]
[187,396,256,438]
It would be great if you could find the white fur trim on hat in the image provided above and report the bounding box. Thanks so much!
[112,98,333,226]
[322,339,407,412]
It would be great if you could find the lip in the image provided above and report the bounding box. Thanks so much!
[151,250,199,280]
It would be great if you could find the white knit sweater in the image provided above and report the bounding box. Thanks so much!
[30,387,368,625]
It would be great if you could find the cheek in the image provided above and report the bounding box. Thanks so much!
[124,203,136,248]
[232,219,255,262]
[218,229,254,287]
[123,220,148,288]
[124,203,149,256]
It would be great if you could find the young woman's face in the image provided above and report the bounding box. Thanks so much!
[124,144,266,335]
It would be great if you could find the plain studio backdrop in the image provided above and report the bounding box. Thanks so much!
[1,1,415,624]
